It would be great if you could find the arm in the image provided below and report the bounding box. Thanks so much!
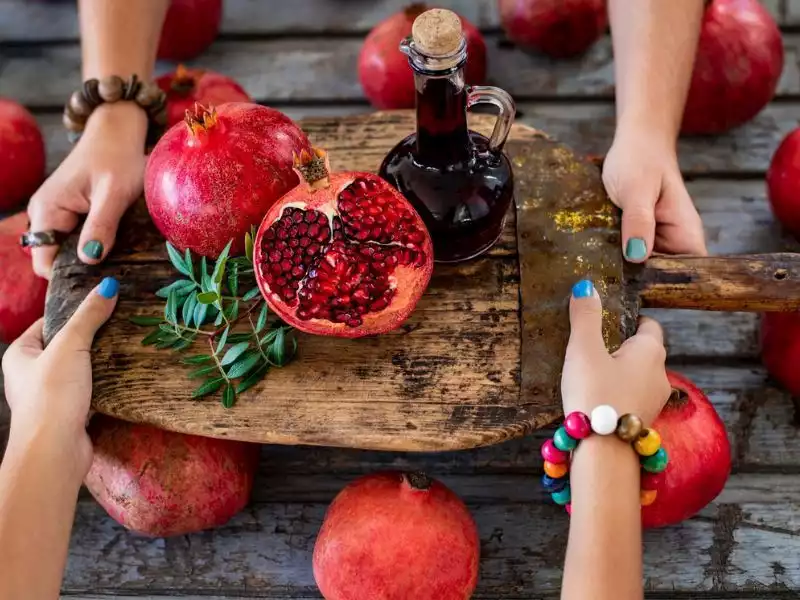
[27,0,169,279]
[602,1,707,261]
[0,280,119,599]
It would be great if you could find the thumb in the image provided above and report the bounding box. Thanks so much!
[605,176,658,263]
[77,188,132,265]
[2,319,45,373]
[566,279,606,361]
[53,277,120,352]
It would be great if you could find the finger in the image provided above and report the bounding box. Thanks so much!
[2,318,45,373]
[77,184,132,265]
[614,316,667,363]
[654,180,708,255]
[566,279,607,361]
[27,190,82,280]
[52,277,120,352]
[604,174,659,264]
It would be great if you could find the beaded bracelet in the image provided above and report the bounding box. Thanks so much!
[63,75,167,145]
[540,405,669,514]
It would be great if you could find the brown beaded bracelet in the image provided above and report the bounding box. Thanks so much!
[63,74,167,146]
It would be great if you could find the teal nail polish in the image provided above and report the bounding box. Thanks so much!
[625,237,647,261]
[83,240,104,260]
[572,279,593,299]
[98,277,119,299]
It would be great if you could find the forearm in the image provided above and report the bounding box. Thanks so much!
[562,436,643,600]
[79,0,169,80]
[609,0,703,140]
[0,426,85,600]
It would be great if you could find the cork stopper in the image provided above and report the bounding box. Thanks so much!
[411,8,463,57]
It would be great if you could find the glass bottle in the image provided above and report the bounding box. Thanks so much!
[379,9,516,263]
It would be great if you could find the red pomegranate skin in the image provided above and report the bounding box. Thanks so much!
[0,212,47,343]
[358,4,487,110]
[641,371,732,529]
[761,312,800,395]
[767,127,800,236]
[681,0,783,134]
[85,415,260,537]
[145,103,312,258]
[157,0,223,61]
[313,472,480,600]
[157,66,252,128]
[0,98,45,211]
[498,0,607,58]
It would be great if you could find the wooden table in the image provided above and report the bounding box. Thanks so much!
[2,0,800,597]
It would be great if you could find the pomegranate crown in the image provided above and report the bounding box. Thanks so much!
[184,103,219,136]
[172,64,203,93]
[293,147,330,188]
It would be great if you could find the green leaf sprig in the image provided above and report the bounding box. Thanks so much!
[130,231,297,408]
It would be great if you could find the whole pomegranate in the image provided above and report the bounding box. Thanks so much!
[767,128,800,237]
[681,0,783,135]
[761,312,800,395]
[0,98,45,211]
[313,471,480,600]
[157,65,252,127]
[145,103,312,258]
[358,4,487,109]
[641,371,732,529]
[157,0,223,61]
[253,148,433,338]
[0,212,47,343]
[85,415,260,537]
[498,0,607,58]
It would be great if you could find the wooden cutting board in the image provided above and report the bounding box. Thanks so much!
[43,111,800,452]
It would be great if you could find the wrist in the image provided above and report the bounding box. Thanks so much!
[614,109,679,150]
[84,101,148,140]
[7,419,92,485]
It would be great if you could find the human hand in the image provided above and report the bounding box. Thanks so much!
[1,277,119,480]
[27,102,147,279]
[561,279,671,427]
[602,129,707,263]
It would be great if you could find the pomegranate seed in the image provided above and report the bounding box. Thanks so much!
[370,298,389,311]
[271,263,282,275]
[268,250,281,262]
[297,309,311,320]
[293,212,304,223]
[308,244,320,255]
[297,223,308,235]
[305,211,317,223]
[276,277,287,287]
[289,238,299,248]
[277,228,288,240]
[281,259,292,272]
[265,229,276,240]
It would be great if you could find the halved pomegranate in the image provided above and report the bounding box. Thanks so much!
[253,148,433,338]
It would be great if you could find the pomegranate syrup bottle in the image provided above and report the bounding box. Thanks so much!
[379,9,516,263]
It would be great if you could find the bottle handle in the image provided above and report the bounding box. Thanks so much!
[467,86,516,154]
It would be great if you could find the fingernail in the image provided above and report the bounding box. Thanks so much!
[572,279,594,299]
[97,277,119,299]
[83,240,104,260]
[625,238,647,261]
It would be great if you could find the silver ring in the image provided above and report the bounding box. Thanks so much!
[19,230,62,248]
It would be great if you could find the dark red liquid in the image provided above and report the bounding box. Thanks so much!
[378,76,514,263]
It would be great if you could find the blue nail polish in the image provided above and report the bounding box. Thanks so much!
[97,277,119,299]
[625,237,647,261]
[572,279,593,299]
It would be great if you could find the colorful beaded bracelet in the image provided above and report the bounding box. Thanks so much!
[540,405,669,514]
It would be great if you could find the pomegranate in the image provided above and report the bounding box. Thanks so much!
[498,0,608,58]
[767,127,800,237]
[253,148,433,338]
[358,4,487,110]
[761,312,800,395]
[85,415,260,537]
[157,0,223,61]
[681,0,783,135]
[313,471,479,600]
[145,103,312,258]
[0,98,45,211]
[641,371,732,529]
[0,212,47,343]
[157,65,252,128]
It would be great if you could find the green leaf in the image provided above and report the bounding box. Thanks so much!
[156,336,180,349]
[212,240,233,285]
[167,242,192,277]
[183,354,213,365]
[193,377,225,398]
[222,384,236,408]
[227,332,253,343]
[260,328,279,346]
[184,248,195,280]
[200,256,209,279]
[268,328,286,366]
[172,337,194,351]
[193,301,208,326]
[213,310,225,326]
[159,323,177,334]
[236,364,268,394]
[215,326,230,354]
[155,279,195,299]
[227,350,262,379]
[242,287,261,301]
[255,303,269,333]
[129,315,163,326]
[188,364,218,379]
[141,328,163,346]
[197,290,220,305]
[220,342,249,366]
[227,262,239,296]
[165,290,179,323]
[226,299,240,321]
[245,232,254,262]
[182,290,198,327]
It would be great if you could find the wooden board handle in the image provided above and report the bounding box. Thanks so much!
[632,253,800,312]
